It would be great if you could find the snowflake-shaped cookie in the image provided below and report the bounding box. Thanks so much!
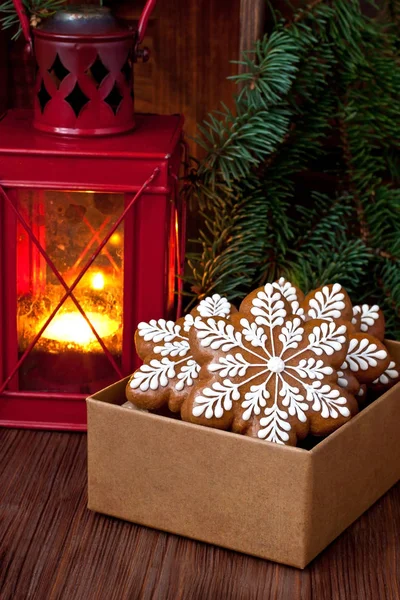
[181,284,358,446]
[126,294,235,412]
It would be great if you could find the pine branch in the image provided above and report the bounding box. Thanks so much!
[0,0,65,38]
[187,0,400,335]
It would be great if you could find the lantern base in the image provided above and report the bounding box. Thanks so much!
[33,120,136,137]
[0,390,88,431]
[18,350,120,395]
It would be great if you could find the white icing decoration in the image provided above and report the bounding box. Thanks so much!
[272,277,305,319]
[240,319,268,349]
[194,318,243,352]
[291,357,333,380]
[279,378,308,423]
[342,338,387,372]
[130,358,177,391]
[336,370,348,388]
[307,322,347,356]
[372,361,399,385]
[197,294,231,318]
[241,382,270,421]
[258,405,291,444]
[183,314,194,332]
[251,284,287,330]
[273,277,298,304]
[278,317,305,354]
[134,295,232,393]
[192,291,350,441]
[208,353,251,378]
[267,356,285,373]
[305,382,351,419]
[192,379,240,419]
[357,304,380,333]
[351,305,361,326]
[175,360,200,391]
[154,340,190,357]
[307,283,345,321]
[358,387,364,397]
[138,319,181,343]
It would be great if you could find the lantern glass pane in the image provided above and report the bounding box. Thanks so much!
[16,189,124,394]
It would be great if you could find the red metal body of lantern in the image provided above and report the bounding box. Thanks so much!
[13,1,157,136]
[0,109,186,430]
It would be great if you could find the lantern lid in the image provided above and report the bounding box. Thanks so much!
[37,5,132,36]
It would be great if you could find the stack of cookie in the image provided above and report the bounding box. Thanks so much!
[125,281,400,447]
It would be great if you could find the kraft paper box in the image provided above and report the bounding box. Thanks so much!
[87,340,400,569]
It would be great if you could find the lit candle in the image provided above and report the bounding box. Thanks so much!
[41,312,119,346]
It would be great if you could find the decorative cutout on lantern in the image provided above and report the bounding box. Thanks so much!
[47,54,70,89]
[37,80,51,113]
[104,83,123,115]
[65,83,90,117]
[86,55,110,88]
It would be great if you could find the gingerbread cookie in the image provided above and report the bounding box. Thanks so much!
[340,333,390,384]
[350,306,361,332]
[351,304,385,341]
[356,384,368,405]
[181,283,357,446]
[126,294,235,413]
[300,283,353,322]
[336,368,361,396]
[370,358,400,393]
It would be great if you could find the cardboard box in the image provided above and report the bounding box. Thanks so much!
[87,340,400,568]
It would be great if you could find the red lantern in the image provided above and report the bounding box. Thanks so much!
[0,110,186,430]
[12,0,156,136]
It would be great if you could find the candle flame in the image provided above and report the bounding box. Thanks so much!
[41,312,119,346]
[91,272,105,290]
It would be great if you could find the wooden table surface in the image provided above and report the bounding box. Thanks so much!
[1,428,399,600]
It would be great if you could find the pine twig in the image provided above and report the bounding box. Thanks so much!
[287,0,326,26]
[338,112,370,244]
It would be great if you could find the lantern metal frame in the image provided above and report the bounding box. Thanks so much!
[0,109,186,431]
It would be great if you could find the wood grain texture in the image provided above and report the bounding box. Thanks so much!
[239,0,266,58]
[116,0,242,157]
[0,428,399,600]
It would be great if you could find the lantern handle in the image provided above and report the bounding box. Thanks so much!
[12,0,33,51]
[136,0,156,45]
